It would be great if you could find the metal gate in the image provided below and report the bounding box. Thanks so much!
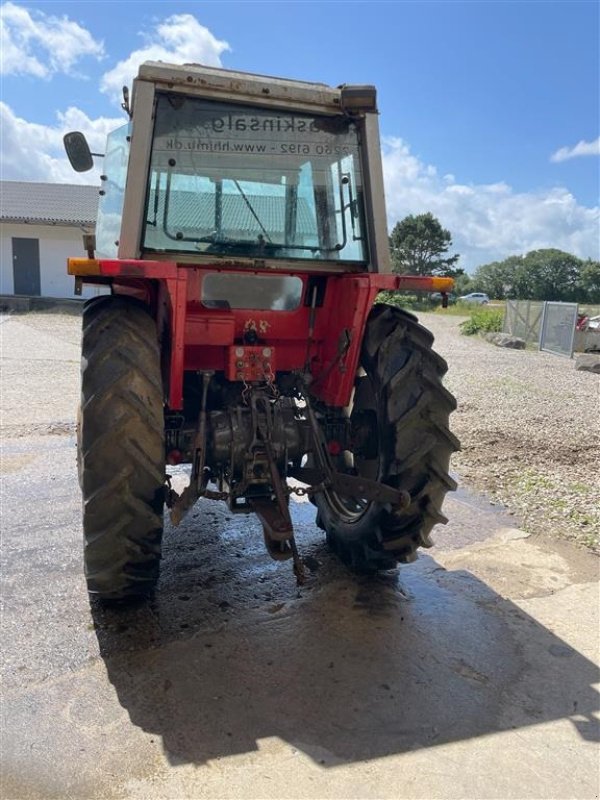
[539,302,578,358]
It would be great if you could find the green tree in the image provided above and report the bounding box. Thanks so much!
[471,255,522,299]
[471,249,597,302]
[389,213,460,276]
[577,259,600,304]
[517,249,581,301]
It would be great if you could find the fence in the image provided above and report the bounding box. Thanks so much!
[503,300,544,344]
[503,300,599,357]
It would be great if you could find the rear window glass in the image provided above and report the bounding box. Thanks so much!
[202,273,303,311]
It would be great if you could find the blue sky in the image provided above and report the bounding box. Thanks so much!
[1,0,598,269]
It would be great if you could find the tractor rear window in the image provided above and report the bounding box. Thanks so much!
[202,273,303,310]
[143,94,368,264]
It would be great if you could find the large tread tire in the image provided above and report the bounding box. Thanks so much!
[314,303,459,572]
[79,295,165,600]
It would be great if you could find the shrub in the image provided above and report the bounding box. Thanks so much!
[460,307,504,335]
[375,291,438,311]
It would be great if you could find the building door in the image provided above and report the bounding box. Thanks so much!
[12,238,41,296]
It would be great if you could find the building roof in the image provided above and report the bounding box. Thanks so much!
[0,181,99,227]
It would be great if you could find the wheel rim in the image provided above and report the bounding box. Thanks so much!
[323,372,382,523]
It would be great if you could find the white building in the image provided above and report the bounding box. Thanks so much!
[0,181,101,300]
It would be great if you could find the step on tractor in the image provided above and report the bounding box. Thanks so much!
[64,62,459,601]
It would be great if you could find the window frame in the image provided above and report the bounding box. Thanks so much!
[118,74,391,274]
[141,95,369,264]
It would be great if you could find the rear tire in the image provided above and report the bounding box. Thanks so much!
[314,303,459,571]
[79,295,165,600]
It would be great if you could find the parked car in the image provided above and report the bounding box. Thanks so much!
[458,292,490,305]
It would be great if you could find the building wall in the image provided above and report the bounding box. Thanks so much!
[0,222,105,300]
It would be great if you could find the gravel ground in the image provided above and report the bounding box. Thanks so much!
[1,308,598,550]
[420,311,600,551]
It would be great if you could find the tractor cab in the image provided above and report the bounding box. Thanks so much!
[67,62,390,273]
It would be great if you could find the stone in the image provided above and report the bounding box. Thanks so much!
[484,332,526,349]
[575,354,600,374]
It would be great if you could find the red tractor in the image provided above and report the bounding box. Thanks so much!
[64,62,458,601]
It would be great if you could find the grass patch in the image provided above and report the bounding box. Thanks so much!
[516,471,555,492]
[510,469,600,549]
[433,303,471,316]
[568,481,593,495]
[459,306,504,335]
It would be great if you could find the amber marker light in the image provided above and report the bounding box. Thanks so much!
[67,258,101,276]
[429,277,455,292]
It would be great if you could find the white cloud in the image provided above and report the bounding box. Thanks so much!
[0,101,123,183]
[0,2,104,78]
[100,14,230,104]
[550,137,600,163]
[382,137,600,270]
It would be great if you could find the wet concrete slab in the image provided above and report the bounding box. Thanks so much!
[1,435,599,799]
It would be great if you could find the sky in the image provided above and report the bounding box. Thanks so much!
[1,0,598,271]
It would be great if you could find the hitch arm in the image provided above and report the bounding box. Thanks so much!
[295,386,411,510]
[288,466,410,510]
[169,371,214,526]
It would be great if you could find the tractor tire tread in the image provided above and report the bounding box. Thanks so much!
[79,295,165,601]
[318,303,458,572]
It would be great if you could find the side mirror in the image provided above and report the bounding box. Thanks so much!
[63,131,94,172]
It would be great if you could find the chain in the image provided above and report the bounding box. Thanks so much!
[264,364,280,400]
[287,482,327,498]
[202,483,324,500]
[241,379,252,406]
[288,485,308,497]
